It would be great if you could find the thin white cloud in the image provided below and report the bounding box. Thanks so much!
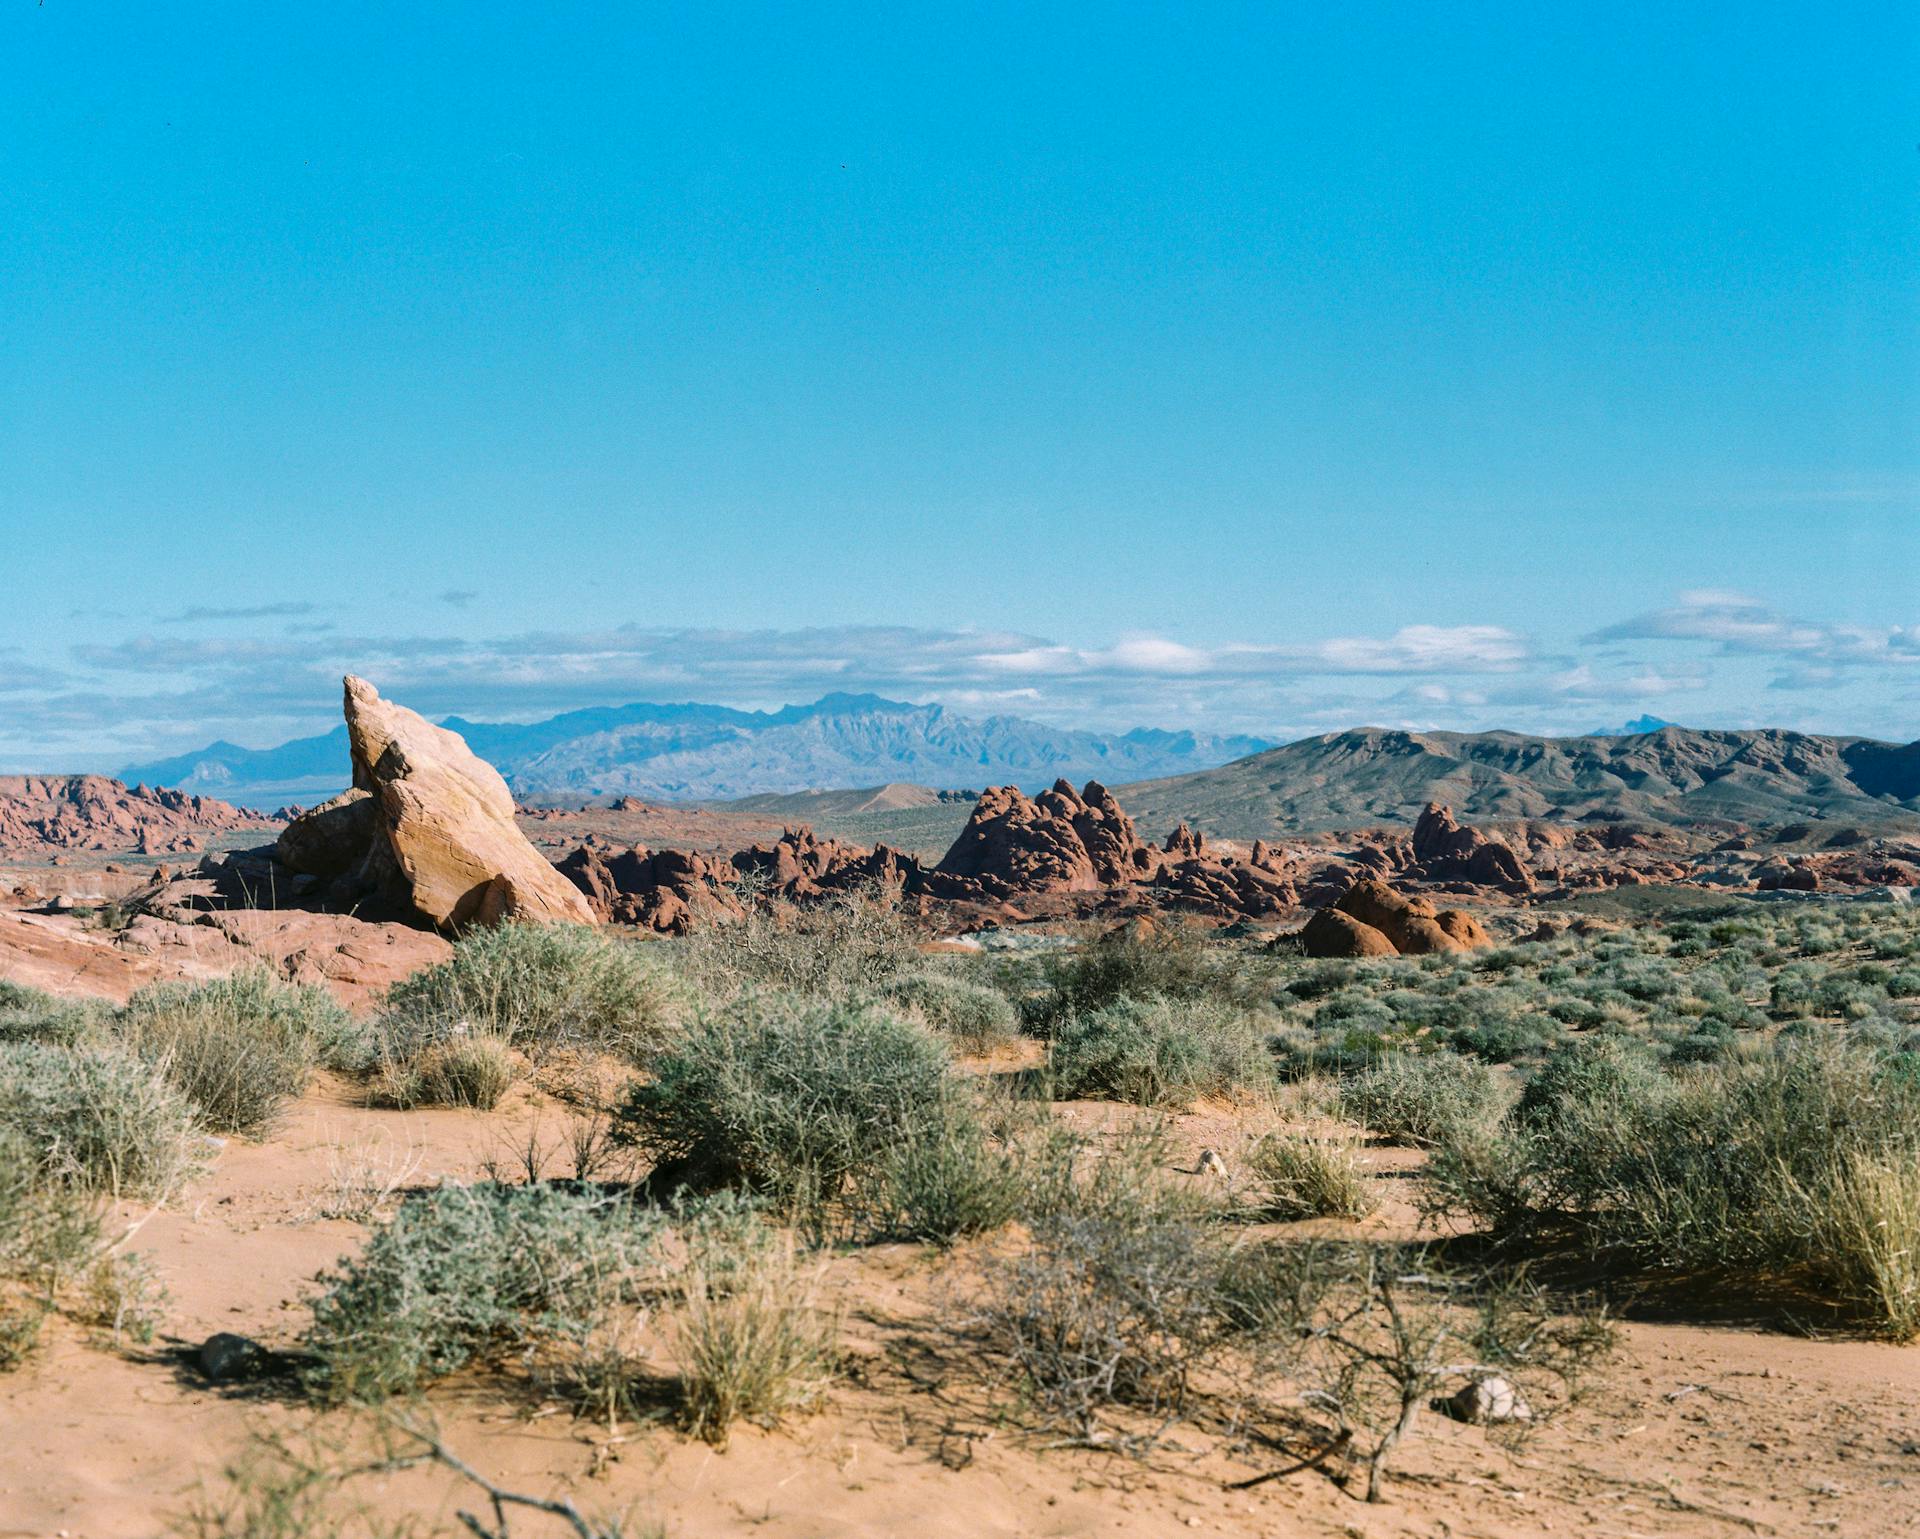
[1590,592,1920,665]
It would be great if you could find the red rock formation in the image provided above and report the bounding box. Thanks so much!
[1411,804,1533,893]
[0,775,270,858]
[1299,907,1398,958]
[1296,878,1494,958]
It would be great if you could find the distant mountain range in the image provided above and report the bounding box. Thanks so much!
[121,694,1274,806]
[1119,724,1920,839]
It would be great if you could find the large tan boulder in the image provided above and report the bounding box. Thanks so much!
[278,677,595,933]
[344,675,594,931]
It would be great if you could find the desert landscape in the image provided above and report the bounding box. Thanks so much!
[3,676,1919,1537]
[7,7,1916,1536]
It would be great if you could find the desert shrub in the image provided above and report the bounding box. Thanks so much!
[673,884,919,1001]
[867,1094,1028,1243]
[377,923,682,1070]
[1244,1133,1377,1221]
[614,995,954,1227]
[0,1040,201,1198]
[1049,996,1273,1107]
[881,969,1019,1053]
[114,969,353,1135]
[1429,1036,1920,1337]
[1029,924,1267,1031]
[1231,1241,1613,1502]
[672,1204,838,1446]
[1335,1051,1504,1146]
[1016,1118,1219,1230]
[977,1208,1232,1444]
[0,981,100,1045]
[0,1127,107,1367]
[303,1182,662,1404]
[377,1033,517,1110]
[1512,1034,1663,1127]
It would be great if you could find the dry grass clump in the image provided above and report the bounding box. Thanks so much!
[671,1201,839,1446]
[114,968,355,1135]
[1243,1132,1378,1221]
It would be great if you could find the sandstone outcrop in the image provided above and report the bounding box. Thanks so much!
[0,775,270,858]
[1297,878,1493,958]
[276,677,595,932]
[933,780,1148,896]
[1299,906,1399,958]
[1411,803,1533,892]
[0,900,449,1009]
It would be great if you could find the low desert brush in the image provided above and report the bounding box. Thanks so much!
[671,1206,839,1446]
[1244,1131,1378,1221]
[1049,995,1275,1107]
[0,1039,202,1198]
[303,1182,663,1404]
[114,968,354,1134]
[614,994,954,1230]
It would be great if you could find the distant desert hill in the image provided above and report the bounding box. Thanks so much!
[1118,725,1920,841]
[715,782,974,817]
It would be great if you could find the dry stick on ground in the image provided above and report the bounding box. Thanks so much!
[1226,1428,1354,1491]
[297,1412,634,1539]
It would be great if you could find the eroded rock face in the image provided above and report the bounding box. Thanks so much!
[0,775,270,858]
[1299,906,1399,958]
[933,781,1108,896]
[278,677,595,933]
[1297,878,1494,958]
[1412,804,1533,892]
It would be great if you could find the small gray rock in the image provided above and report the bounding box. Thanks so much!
[198,1331,268,1383]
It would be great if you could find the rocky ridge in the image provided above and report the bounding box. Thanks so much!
[0,775,269,858]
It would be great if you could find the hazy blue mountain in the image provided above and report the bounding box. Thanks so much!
[1594,714,1679,736]
[123,695,1273,805]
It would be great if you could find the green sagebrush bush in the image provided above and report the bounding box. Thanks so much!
[1428,1034,1920,1338]
[0,1039,201,1198]
[1049,995,1274,1107]
[1334,1049,1505,1147]
[1026,923,1273,1033]
[303,1182,663,1404]
[114,968,356,1134]
[0,981,102,1046]
[880,969,1019,1054]
[373,923,685,1104]
[614,994,954,1227]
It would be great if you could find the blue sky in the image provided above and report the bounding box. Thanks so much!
[2,3,1916,768]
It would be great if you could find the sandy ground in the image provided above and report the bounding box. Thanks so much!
[2,1071,1916,1539]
